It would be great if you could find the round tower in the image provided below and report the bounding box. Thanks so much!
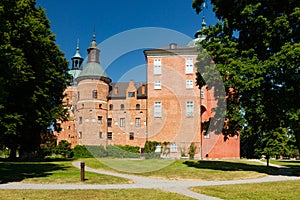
[76,34,111,146]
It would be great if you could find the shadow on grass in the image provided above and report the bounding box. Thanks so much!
[183,160,281,176]
[0,159,70,184]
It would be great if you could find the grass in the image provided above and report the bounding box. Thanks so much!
[0,159,130,184]
[83,158,278,180]
[0,189,193,200]
[191,180,300,200]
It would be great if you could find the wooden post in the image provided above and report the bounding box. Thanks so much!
[80,161,85,182]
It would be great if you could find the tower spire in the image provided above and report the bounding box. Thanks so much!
[71,39,84,70]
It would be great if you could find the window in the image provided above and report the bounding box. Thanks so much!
[154,80,161,89]
[155,145,161,152]
[99,132,103,139]
[136,104,141,110]
[128,92,135,97]
[120,104,125,110]
[154,58,162,75]
[97,116,102,124]
[171,143,177,153]
[120,118,125,127]
[200,90,205,99]
[107,132,112,140]
[78,131,82,139]
[186,101,194,117]
[107,118,112,127]
[79,117,82,124]
[135,118,141,127]
[186,80,193,89]
[129,132,134,140]
[204,130,210,139]
[92,90,97,98]
[185,58,193,74]
[109,104,113,110]
[154,102,162,118]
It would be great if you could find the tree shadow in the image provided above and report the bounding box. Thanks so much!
[182,160,299,176]
[0,160,70,184]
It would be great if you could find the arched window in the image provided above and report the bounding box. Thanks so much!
[120,104,125,110]
[136,104,140,110]
[109,104,113,110]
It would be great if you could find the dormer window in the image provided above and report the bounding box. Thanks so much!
[128,92,135,97]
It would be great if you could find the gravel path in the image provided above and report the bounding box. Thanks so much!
[0,161,299,200]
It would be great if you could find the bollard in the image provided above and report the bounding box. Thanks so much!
[80,161,85,182]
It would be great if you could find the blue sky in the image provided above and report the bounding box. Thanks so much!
[36,0,217,82]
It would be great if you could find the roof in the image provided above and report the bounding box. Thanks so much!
[108,82,147,99]
[76,62,111,83]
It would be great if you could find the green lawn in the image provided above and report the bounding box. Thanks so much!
[83,158,278,180]
[191,180,300,200]
[0,159,130,184]
[0,189,193,200]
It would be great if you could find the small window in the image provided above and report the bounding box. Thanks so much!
[135,118,141,127]
[79,117,82,124]
[200,90,205,99]
[136,104,141,110]
[186,101,194,117]
[92,90,97,98]
[109,104,113,110]
[99,104,102,109]
[155,145,161,152]
[120,118,125,127]
[154,101,162,118]
[78,131,82,139]
[107,118,112,127]
[128,92,135,97]
[185,58,193,74]
[107,132,112,140]
[154,58,162,75]
[186,80,193,89]
[171,143,177,153]
[78,92,80,100]
[97,116,102,124]
[204,130,210,139]
[129,132,134,140]
[120,104,125,110]
[99,132,103,138]
[154,80,161,90]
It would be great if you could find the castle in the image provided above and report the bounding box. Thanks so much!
[54,31,240,159]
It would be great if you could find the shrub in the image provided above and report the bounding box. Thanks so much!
[73,145,93,158]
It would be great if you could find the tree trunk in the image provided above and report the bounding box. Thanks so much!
[9,147,16,160]
[266,155,270,167]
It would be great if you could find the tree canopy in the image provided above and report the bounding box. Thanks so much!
[0,0,70,158]
[193,0,300,157]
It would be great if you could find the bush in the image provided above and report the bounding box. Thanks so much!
[106,145,140,158]
[73,145,93,158]
[54,140,73,158]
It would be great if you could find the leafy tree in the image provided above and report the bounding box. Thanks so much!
[0,0,70,158]
[192,0,300,157]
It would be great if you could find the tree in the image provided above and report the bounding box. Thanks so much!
[192,0,300,157]
[0,0,70,158]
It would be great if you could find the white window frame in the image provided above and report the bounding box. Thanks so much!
[186,101,194,117]
[135,117,141,127]
[170,143,177,153]
[200,90,205,99]
[186,80,193,89]
[154,80,161,90]
[185,58,194,74]
[154,101,162,118]
[154,58,162,75]
[120,118,125,127]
